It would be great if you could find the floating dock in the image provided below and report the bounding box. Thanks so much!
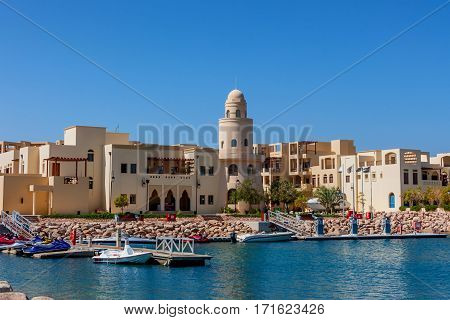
[301,233,448,241]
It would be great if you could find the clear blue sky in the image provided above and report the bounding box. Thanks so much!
[0,0,449,154]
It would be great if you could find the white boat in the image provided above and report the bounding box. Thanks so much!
[237,232,295,243]
[92,245,152,264]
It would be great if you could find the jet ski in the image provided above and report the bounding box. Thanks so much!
[189,234,210,243]
[0,236,15,245]
[0,242,27,250]
[22,239,71,256]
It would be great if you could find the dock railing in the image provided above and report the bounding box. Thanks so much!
[268,211,305,235]
[155,237,195,254]
[0,210,35,239]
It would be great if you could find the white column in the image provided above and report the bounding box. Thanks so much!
[161,184,165,211]
[32,192,36,215]
[175,185,180,211]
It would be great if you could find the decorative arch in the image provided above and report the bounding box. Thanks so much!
[323,174,328,184]
[385,152,397,165]
[179,190,190,211]
[228,164,238,176]
[165,190,176,211]
[148,189,160,211]
[236,110,241,118]
[329,174,334,183]
[244,138,248,146]
[226,110,230,118]
[389,193,395,209]
[247,164,254,175]
[431,171,439,181]
[228,189,236,202]
[231,139,237,147]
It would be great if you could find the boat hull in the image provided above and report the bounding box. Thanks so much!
[237,232,295,243]
[92,252,152,264]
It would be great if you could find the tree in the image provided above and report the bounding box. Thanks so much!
[440,186,450,206]
[235,179,263,212]
[424,186,442,206]
[278,180,299,211]
[114,194,129,214]
[402,187,425,206]
[314,186,343,213]
[293,190,312,212]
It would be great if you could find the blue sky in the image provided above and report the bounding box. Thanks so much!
[0,0,449,154]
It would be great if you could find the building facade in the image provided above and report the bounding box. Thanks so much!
[0,89,447,215]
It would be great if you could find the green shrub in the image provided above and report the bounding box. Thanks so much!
[424,204,438,212]
[410,205,422,212]
[399,206,407,212]
[441,204,450,211]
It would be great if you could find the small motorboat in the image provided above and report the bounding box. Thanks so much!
[92,245,152,264]
[22,239,71,256]
[189,234,210,243]
[237,231,295,243]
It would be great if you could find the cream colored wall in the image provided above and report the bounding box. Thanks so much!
[49,176,89,214]
[0,175,49,214]
[0,150,18,174]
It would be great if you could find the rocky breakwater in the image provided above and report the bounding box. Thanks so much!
[319,211,450,236]
[0,280,53,300]
[36,216,256,240]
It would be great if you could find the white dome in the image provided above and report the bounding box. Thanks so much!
[227,89,244,100]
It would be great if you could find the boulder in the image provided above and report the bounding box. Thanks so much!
[0,281,13,293]
[32,296,54,300]
[0,292,28,300]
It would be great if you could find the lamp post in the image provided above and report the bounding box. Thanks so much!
[108,151,114,213]
[235,179,240,213]
[109,175,115,213]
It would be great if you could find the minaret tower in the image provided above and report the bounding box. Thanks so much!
[218,89,262,209]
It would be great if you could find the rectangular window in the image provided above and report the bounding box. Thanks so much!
[200,166,206,176]
[208,166,214,176]
[413,170,418,185]
[346,175,350,183]
[199,195,205,205]
[208,195,214,205]
[323,176,328,184]
[403,169,409,184]
[121,163,127,174]
[130,163,137,174]
[129,194,136,204]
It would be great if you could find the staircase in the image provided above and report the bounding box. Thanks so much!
[268,211,306,235]
[0,211,35,239]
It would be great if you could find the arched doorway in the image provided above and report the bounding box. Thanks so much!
[389,193,395,209]
[179,190,190,211]
[148,190,160,211]
[165,190,176,211]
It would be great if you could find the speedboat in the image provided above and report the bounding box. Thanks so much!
[92,245,152,264]
[22,239,71,256]
[237,231,295,243]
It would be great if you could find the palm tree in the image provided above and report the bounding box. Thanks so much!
[235,179,263,212]
[314,186,343,213]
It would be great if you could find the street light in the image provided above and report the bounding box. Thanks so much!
[235,179,240,213]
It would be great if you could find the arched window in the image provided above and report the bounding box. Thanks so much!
[329,174,334,183]
[228,164,238,176]
[389,193,395,209]
[431,172,439,181]
[385,152,396,165]
[247,164,254,175]
[221,141,224,149]
[231,139,237,147]
[244,138,248,146]
[228,189,237,202]
[226,110,230,118]
[87,149,94,162]
[323,174,328,184]
[236,110,241,118]
[88,177,93,190]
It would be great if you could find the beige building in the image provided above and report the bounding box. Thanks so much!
[0,89,447,215]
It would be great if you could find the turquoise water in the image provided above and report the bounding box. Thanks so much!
[1,238,449,299]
